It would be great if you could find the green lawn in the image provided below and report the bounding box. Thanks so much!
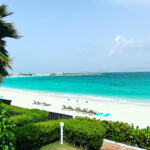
[39,141,84,150]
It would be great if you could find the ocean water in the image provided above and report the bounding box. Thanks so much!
[1,72,150,104]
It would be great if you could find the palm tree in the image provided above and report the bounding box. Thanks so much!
[0,4,20,82]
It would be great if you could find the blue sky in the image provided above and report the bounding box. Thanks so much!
[1,0,150,73]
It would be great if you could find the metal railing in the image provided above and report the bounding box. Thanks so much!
[48,111,73,120]
[0,99,12,105]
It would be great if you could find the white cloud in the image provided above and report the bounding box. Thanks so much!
[109,35,150,55]
[115,35,127,45]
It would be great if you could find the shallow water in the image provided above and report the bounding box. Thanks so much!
[2,72,150,103]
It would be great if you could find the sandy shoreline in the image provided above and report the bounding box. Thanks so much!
[0,87,150,128]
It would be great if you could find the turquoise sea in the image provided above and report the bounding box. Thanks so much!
[2,72,150,104]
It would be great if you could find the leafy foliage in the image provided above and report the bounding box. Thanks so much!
[63,118,105,150]
[12,118,105,150]
[101,120,150,149]
[7,104,150,149]
[72,117,150,149]
[6,105,49,127]
[7,106,105,150]
[13,120,60,150]
[0,4,20,82]
[9,109,49,127]
[0,102,15,150]
[7,105,30,116]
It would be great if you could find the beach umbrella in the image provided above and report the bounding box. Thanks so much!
[67,98,70,106]
[86,100,88,109]
[76,99,79,108]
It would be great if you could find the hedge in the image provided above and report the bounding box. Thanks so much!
[74,117,150,149]
[9,110,49,127]
[7,105,150,149]
[63,118,105,150]
[0,103,15,150]
[7,105,49,116]
[133,127,150,149]
[7,105,29,116]
[101,120,150,150]
[13,120,59,150]
[7,105,49,127]
[13,118,106,150]
[101,120,135,144]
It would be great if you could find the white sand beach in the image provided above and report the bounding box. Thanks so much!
[0,87,150,129]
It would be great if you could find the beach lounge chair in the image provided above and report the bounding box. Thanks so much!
[32,101,37,104]
[81,108,88,114]
[62,105,67,110]
[67,106,74,111]
[103,113,111,117]
[88,110,95,115]
[46,104,51,106]
[36,101,41,105]
[75,107,81,112]
[43,103,51,106]
[42,102,47,105]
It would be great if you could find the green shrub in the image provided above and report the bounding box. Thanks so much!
[73,117,150,149]
[13,118,105,150]
[101,120,135,144]
[9,109,49,127]
[13,120,60,150]
[7,105,49,116]
[63,118,105,150]
[132,127,150,149]
[7,105,29,116]
[101,120,150,149]
[0,102,15,150]
[6,104,49,127]
[6,105,150,149]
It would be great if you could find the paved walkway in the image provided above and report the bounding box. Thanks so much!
[101,140,145,150]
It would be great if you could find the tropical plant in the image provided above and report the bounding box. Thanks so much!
[0,4,19,82]
[0,102,15,150]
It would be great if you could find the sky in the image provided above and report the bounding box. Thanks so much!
[1,0,150,73]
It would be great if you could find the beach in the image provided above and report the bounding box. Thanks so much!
[0,87,150,129]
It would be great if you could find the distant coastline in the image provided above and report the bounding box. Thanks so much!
[7,72,98,77]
